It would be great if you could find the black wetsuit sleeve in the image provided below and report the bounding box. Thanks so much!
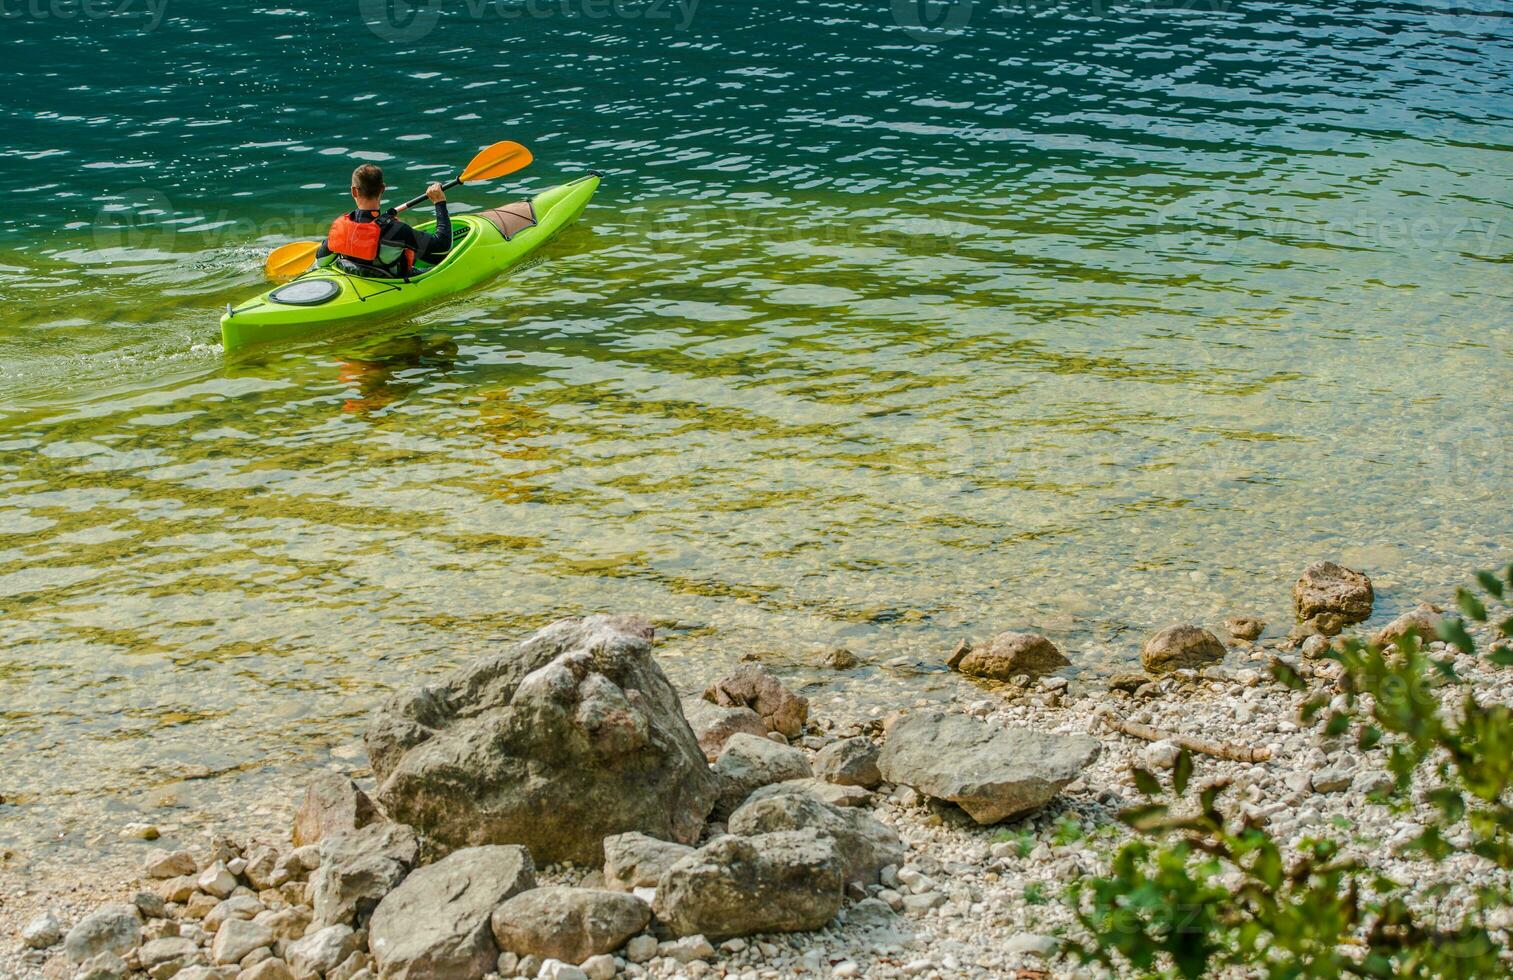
[409,202,452,264]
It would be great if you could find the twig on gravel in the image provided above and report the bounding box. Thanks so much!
[1095,708,1273,763]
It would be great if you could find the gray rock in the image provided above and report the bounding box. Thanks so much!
[712,732,812,816]
[368,844,536,980]
[1372,605,1441,649]
[1294,561,1374,625]
[239,959,296,980]
[366,615,717,864]
[727,792,904,885]
[580,953,617,980]
[537,961,589,980]
[143,849,198,880]
[210,918,273,966]
[876,711,1100,824]
[949,632,1069,680]
[1004,933,1058,957]
[1224,616,1266,641]
[204,894,263,934]
[1310,768,1353,794]
[489,887,650,964]
[310,822,419,928]
[812,737,881,788]
[172,968,238,980]
[602,833,695,891]
[1140,625,1225,675]
[292,774,381,849]
[702,664,809,738]
[682,699,768,762]
[64,904,142,964]
[655,831,843,939]
[74,952,130,980]
[820,648,859,670]
[137,936,201,968]
[287,925,359,979]
[22,910,65,949]
[746,778,870,809]
[624,934,658,963]
[658,935,715,963]
[197,862,238,899]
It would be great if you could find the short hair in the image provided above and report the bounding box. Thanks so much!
[352,164,385,199]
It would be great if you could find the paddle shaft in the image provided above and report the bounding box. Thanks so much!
[390,177,463,217]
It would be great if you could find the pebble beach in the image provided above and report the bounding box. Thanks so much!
[5,562,1508,980]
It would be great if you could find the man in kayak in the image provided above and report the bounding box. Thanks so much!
[317,164,452,278]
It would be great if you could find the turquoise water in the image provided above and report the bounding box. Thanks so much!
[1,3,1510,861]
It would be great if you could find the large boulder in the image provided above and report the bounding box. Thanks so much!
[369,845,536,979]
[812,737,881,788]
[948,632,1069,680]
[310,822,419,928]
[366,615,718,864]
[654,831,843,939]
[602,833,695,891]
[490,888,650,964]
[1140,625,1225,675]
[1293,561,1374,627]
[702,664,808,738]
[292,774,380,848]
[877,711,1099,824]
[682,699,767,761]
[711,733,812,817]
[727,791,903,885]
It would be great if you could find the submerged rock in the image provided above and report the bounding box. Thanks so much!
[948,632,1069,680]
[1294,561,1374,626]
[490,887,650,964]
[369,844,536,980]
[877,711,1099,824]
[1223,616,1266,641]
[654,831,844,939]
[366,615,717,864]
[702,664,809,738]
[1140,625,1225,675]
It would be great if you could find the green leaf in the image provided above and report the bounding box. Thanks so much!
[1324,711,1351,737]
[1119,803,1171,833]
[1476,570,1505,599]
[1271,660,1306,690]
[1437,617,1476,655]
[1490,645,1513,668]
[1357,724,1382,750]
[1457,587,1488,623]
[1131,767,1163,798]
[1172,749,1193,797]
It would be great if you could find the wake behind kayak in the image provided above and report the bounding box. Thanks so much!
[220,173,600,353]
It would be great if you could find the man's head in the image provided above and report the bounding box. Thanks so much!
[351,164,385,208]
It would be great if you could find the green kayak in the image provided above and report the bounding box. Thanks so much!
[221,173,600,352]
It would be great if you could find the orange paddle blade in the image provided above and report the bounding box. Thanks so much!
[459,141,533,184]
[265,240,319,279]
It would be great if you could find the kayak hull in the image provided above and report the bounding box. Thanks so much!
[221,174,599,352]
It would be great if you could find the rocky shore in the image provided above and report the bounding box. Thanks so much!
[4,562,1509,979]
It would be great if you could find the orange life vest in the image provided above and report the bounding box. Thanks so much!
[327,211,414,275]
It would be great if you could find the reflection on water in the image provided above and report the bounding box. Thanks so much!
[0,2,1510,865]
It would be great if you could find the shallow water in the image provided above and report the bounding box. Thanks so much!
[1,3,1510,864]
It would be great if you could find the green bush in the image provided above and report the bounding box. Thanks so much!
[1066,565,1513,978]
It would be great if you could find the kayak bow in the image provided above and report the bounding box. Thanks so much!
[221,172,599,353]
